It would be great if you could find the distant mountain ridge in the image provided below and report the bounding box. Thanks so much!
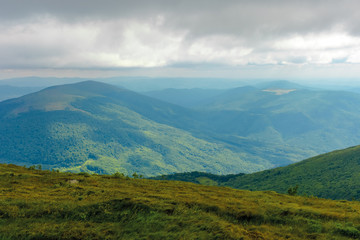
[253,80,308,90]
[194,86,360,154]
[142,88,226,108]
[0,76,266,91]
[0,85,42,102]
[142,83,360,155]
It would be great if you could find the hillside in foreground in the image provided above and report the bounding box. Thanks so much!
[1,164,360,239]
[155,145,360,201]
[223,145,360,200]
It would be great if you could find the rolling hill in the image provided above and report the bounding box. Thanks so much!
[0,81,270,176]
[223,145,360,200]
[155,145,360,201]
[2,163,360,240]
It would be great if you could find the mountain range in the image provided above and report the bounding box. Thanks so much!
[0,85,42,101]
[0,81,270,176]
[1,80,360,177]
[149,82,360,156]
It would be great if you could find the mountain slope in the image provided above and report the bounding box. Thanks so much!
[153,145,360,200]
[143,82,360,163]
[2,163,360,240]
[223,145,360,200]
[0,81,268,176]
[196,85,360,156]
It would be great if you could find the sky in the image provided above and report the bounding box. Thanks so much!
[1,0,360,83]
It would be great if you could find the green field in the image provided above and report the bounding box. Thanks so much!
[1,163,360,239]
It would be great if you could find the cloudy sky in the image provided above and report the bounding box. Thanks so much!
[1,0,360,82]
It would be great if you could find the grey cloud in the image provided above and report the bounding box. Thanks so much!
[332,57,348,64]
[287,56,307,64]
[0,0,171,21]
[1,0,360,72]
[2,0,359,37]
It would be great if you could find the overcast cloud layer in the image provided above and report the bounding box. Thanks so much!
[1,0,360,80]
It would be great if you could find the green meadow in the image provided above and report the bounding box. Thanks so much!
[1,164,360,239]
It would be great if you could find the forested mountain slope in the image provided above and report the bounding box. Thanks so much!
[145,82,360,164]
[0,81,269,176]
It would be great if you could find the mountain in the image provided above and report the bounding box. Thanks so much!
[140,81,360,167]
[156,145,360,200]
[253,80,308,90]
[2,163,360,240]
[0,76,86,87]
[141,80,306,108]
[0,76,260,91]
[0,85,42,101]
[142,88,225,108]
[144,82,360,157]
[195,85,360,158]
[0,81,269,176]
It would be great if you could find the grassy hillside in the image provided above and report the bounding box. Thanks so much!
[151,171,242,186]
[222,145,360,200]
[159,145,360,201]
[2,164,360,240]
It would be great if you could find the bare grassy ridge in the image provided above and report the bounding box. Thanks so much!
[1,164,360,239]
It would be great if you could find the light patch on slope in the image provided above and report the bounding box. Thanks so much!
[262,89,296,95]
